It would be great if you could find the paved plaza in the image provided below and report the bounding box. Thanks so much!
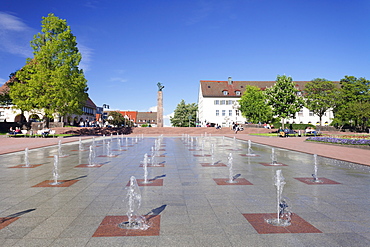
[0,135,370,246]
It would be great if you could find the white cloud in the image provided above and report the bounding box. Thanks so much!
[163,112,174,127]
[110,77,128,83]
[186,1,213,25]
[78,43,93,72]
[148,106,157,112]
[0,12,34,57]
[0,77,6,86]
[164,112,174,119]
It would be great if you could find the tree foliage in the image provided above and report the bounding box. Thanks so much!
[304,78,338,126]
[238,85,272,123]
[170,99,198,127]
[266,75,304,127]
[106,111,126,127]
[0,72,18,105]
[10,13,88,122]
[333,76,370,131]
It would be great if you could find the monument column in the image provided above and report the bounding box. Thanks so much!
[157,82,164,127]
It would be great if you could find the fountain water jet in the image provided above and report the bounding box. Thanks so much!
[87,145,97,166]
[49,155,62,185]
[106,141,114,157]
[141,154,152,184]
[58,140,67,157]
[245,140,258,157]
[227,153,237,183]
[79,138,84,151]
[118,176,150,230]
[266,169,291,226]
[270,148,282,165]
[23,148,30,167]
[312,154,322,183]
[210,144,215,165]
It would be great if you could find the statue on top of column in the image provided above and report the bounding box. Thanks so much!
[157,82,165,91]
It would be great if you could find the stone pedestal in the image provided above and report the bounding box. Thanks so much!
[157,91,163,127]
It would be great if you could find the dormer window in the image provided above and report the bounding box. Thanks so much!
[223,90,228,95]
[235,91,241,96]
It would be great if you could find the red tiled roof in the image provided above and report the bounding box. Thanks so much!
[200,80,339,97]
[118,111,138,122]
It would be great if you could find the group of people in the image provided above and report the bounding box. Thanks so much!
[263,123,274,129]
[8,127,22,135]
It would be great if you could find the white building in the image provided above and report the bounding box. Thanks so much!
[0,78,97,126]
[198,77,335,127]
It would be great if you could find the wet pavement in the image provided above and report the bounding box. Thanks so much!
[0,135,370,246]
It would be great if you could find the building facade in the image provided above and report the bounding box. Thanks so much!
[198,77,335,127]
[0,78,97,126]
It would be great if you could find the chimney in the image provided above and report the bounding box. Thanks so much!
[228,77,232,85]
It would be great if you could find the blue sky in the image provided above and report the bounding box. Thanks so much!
[1,0,370,126]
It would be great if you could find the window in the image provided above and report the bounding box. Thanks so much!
[235,110,240,116]
[309,111,314,117]
[220,100,225,105]
[298,109,303,117]
[216,110,219,116]
[214,100,219,105]
[229,110,232,116]
[0,111,4,117]
[223,90,228,95]
[235,91,241,96]
[222,110,226,116]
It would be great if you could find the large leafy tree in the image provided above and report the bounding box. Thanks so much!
[239,85,272,123]
[10,13,88,125]
[266,75,304,128]
[170,99,198,127]
[106,111,126,127]
[333,76,370,131]
[0,72,18,105]
[304,78,338,126]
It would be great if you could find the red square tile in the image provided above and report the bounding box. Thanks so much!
[75,164,104,168]
[32,180,79,187]
[260,162,288,167]
[194,154,211,157]
[201,163,227,167]
[239,154,260,157]
[93,215,160,237]
[0,217,19,230]
[139,163,165,167]
[127,179,163,187]
[9,164,43,168]
[213,178,253,185]
[47,155,70,158]
[243,213,322,234]
[294,177,340,185]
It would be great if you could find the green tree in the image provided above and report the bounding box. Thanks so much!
[0,71,19,106]
[333,76,370,131]
[238,85,272,124]
[304,78,338,126]
[10,13,88,126]
[266,75,304,128]
[170,99,198,127]
[106,111,126,127]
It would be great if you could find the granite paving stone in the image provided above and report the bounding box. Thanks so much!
[0,134,370,246]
